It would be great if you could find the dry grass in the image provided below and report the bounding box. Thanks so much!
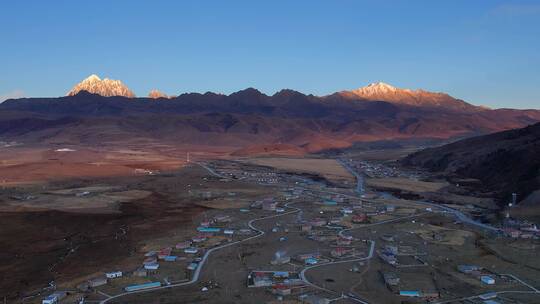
[195,199,250,209]
[366,177,447,193]
[424,192,496,209]
[370,197,428,210]
[244,157,353,182]
[0,145,188,185]
[3,189,152,213]
[370,214,395,222]
[413,224,474,246]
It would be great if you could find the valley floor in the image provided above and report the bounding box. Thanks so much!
[1,145,539,304]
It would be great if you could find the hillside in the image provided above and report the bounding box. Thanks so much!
[403,123,540,206]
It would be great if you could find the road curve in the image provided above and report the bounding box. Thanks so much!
[298,240,374,304]
[99,203,300,303]
[336,159,501,233]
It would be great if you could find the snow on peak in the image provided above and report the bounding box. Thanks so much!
[346,81,425,98]
[84,74,101,82]
[355,82,403,94]
[366,82,397,90]
[339,81,475,111]
[67,74,135,98]
[148,89,169,99]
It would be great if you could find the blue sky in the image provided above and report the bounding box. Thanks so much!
[0,0,539,109]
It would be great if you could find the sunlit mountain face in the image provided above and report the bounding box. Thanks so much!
[335,82,483,112]
[67,74,135,98]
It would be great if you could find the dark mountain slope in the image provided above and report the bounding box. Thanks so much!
[403,123,540,205]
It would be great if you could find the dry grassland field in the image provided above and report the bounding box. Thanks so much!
[244,157,353,182]
[0,156,275,300]
[1,188,152,213]
[344,147,421,161]
[0,143,235,186]
[0,146,184,185]
[366,177,447,193]
[412,224,475,246]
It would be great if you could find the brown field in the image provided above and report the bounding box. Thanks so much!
[0,143,237,186]
[366,177,447,193]
[0,146,186,185]
[346,147,421,161]
[423,192,497,209]
[192,187,275,209]
[244,157,353,182]
[511,191,540,222]
[369,197,429,210]
[0,156,272,301]
[412,224,474,246]
[1,189,152,213]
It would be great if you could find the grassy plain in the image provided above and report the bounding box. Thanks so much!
[244,157,353,182]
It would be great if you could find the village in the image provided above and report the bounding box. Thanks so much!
[34,158,540,304]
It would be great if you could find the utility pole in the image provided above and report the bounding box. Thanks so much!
[187,152,190,163]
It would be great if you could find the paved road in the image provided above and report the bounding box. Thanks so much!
[337,160,501,233]
[338,159,364,195]
[99,201,301,303]
[299,212,424,304]
[434,290,539,304]
[101,161,369,304]
[415,198,501,233]
[376,190,501,233]
[99,160,500,304]
[502,273,539,293]
[338,213,426,239]
[195,162,227,179]
[298,240,375,304]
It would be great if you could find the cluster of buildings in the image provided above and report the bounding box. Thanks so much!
[398,290,439,299]
[502,219,540,239]
[59,210,248,303]
[133,168,158,175]
[378,244,427,268]
[457,265,497,285]
[295,252,323,265]
[379,271,439,299]
[217,165,281,184]
[41,291,67,304]
[251,197,283,212]
[350,160,404,179]
[43,271,125,303]
[247,271,310,297]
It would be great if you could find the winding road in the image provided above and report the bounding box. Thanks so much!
[338,158,501,233]
[99,159,505,304]
[99,197,301,303]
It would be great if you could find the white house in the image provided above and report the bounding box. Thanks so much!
[105,271,123,279]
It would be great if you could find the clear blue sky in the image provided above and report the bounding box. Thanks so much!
[1,0,539,109]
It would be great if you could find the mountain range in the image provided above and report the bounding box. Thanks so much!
[0,75,539,153]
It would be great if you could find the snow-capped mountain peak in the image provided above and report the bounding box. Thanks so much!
[148,89,169,99]
[67,74,135,98]
[337,82,477,111]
